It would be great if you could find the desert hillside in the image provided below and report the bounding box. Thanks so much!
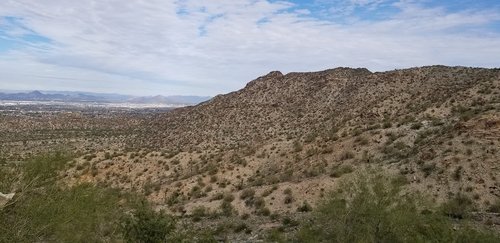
[63,66,500,222]
[2,65,500,241]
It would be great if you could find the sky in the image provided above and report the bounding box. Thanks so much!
[0,0,499,96]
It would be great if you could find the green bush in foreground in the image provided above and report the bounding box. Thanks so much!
[0,152,217,243]
[121,203,176,243]
[1,153,498,243]
[0,152,131,242]
[1,183,128,242]
[290,173,500,243]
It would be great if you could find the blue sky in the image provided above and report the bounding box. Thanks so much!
[0,0,499,96]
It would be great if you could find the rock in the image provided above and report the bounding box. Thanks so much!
[0,192,15,200]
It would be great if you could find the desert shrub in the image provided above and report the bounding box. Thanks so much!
[441,193,474,219]
[297,201,313,212]
[339,150,354,160]
[284,195,294,204]
[411,122,422,130]
[487,199,500,213]
[121,203,176,243]
[293,140,303,152]
[192,206,208,222]
[210,192,224,201]
[0,165,18,192]
[230,154,246,166]
[452,166,463,181]
[258,207,271,216]
[282,216,299,227]
[0,183,130,243]
[253,196,265,209]
[292,173,499,242]
[220,200,234,216]
[240,188,255,200]
[0,152,216,242]
[223,193,235,202]
[330,165,354,178]
[304,132,317,144]
[382,141,412,161]
[22,151,72,185]
[354,136,369,145]
[420,163,436,177]
[233,222,249,233]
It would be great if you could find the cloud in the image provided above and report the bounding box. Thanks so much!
[0,0,499,95]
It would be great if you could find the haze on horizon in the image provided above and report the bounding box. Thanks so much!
[0,0,499,96]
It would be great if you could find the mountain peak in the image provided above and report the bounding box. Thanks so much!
[263,70,283,78]
[30,90,43,95]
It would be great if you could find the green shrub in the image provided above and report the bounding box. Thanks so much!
[441,193,474,219]
[330,165,354,178]
[220,200,234,216]
[297,201,312,212]
[487,199,500,213]
[192,206,208,221]
[293,140,303,152]
[22,151,72,185]
[339,151,354,160]
[0,165,18,192]
[411,122,422,130]
[121,203,176,243]
[420,163,436,177]
[0,183,129,243]
[240,188,255,200]
[292,173,499,242]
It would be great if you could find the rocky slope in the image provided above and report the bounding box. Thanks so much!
[64,65,500,232]
[138,66,499,149]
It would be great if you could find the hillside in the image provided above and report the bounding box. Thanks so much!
[141,66,499,149]
[2,65,500,240]
[60,65,500,232]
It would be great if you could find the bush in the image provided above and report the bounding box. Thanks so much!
[121,203,176,243]
[330,165,354,178]
[487,199,500,213]
[339,151,355,160]
[240,188,255,200]
[220,200,234,216]
[420,163,436,177]
[441,193,474,219]
[0,183,129,242]
[22,151,72,185]
[297,201,312,212]
[292,173,499,242]
[0,152,134,243]
[0,152,217,242]
[191,206,207,222]
[410,122,422,130]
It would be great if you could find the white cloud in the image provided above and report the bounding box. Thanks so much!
[0,0,499,95]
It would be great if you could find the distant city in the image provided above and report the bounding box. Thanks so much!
[0,90,211,108]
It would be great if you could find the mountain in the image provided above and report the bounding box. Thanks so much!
[0,90,210,105]
[143,66,499,150]
[3,65,499,238]
[128,95,211,105]
[56,65,499,221]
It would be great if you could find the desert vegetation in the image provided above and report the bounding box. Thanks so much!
[1,66,500,240]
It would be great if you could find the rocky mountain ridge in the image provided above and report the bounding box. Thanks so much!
[141,65,499,150]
